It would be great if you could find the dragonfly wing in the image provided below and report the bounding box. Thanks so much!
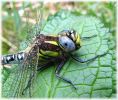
[2,44,39,97]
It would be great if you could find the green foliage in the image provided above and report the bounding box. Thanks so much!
[2,10,116,98]
[2,2,116,54]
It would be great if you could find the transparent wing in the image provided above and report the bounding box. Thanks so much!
[2,3,44,97]
[22,3,44,48]
[2,44,39,97]
[15,44,39,97]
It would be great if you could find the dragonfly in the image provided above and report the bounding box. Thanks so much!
[2,29,107,97]
[1,4,108,98]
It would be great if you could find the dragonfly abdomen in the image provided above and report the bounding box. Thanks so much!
[1,52,25,65]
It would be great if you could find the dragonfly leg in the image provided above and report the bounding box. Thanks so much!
[81,34,97,40]
[37,57,61,72]
[71,52,107,63]
[55,59,77,89]
[22,62,52,95]
[37,62,52,72]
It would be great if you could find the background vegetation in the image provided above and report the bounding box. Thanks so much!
[2,2,116,54]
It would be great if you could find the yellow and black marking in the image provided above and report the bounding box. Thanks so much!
[37,35,62,60]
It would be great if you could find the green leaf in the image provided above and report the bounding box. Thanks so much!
[2,10,116,98]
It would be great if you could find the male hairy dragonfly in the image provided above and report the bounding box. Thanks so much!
[1,2,109,98]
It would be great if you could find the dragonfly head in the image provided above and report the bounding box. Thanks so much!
[58,29,81,52]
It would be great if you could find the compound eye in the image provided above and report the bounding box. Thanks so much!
[59,36,76,52]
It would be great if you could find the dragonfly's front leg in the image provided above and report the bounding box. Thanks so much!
[71,52,107,63]
[55,57,77,89]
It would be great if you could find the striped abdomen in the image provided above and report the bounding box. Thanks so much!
[1,52,25,65]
